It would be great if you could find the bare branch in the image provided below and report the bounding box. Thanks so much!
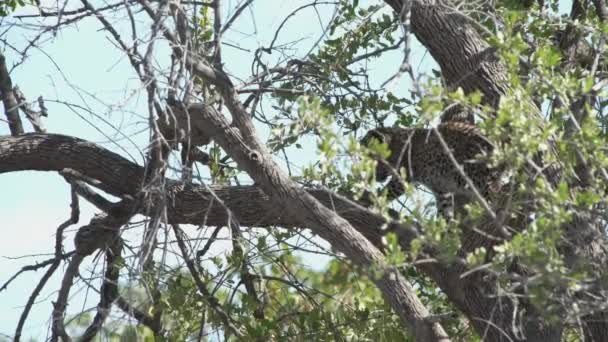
[14,186,79,342]
[80,238,123,341]
[221,0,254,35]
[172,224,246,337]
[13,86,45,133]
[0,52,24,135]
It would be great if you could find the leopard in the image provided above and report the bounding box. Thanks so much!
[360,121,502,219]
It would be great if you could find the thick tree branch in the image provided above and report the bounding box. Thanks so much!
[0,133,420,250]
[160,97,449,339]
[0,131,445,340]
[160,13,447,336]
[407,1,508,109]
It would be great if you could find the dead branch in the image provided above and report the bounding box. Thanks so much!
[0,52,24,135]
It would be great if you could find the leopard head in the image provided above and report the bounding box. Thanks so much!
[360,128,394,181]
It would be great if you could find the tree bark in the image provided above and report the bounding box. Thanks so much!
[0,133,413,248]
[0,132,448,341]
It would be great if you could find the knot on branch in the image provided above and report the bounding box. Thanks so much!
[158,101,212,148]
[74,214,122,256]
[249,150,260,161]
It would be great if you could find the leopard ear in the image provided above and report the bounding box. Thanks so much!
[361,129,388,146]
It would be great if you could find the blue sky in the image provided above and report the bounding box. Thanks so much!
[0,0,428,339]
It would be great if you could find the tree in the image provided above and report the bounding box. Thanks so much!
[1,0,607,341]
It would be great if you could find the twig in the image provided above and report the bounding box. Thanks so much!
[115,295,161,334]
[172,224,245,338]
[196,226,223,259]
[221,0,254,35]
[228,221,264,319]
[14,186,79,342]
[80,238,123,341]
[1,253,71,292]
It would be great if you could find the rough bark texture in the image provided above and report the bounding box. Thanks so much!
[0,132,447,341]
[411,3,508,109]
[191,101,450,341]
[386,0,509,108]
[0,133,408,248]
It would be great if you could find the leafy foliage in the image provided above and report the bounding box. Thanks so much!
[0,0,27,16]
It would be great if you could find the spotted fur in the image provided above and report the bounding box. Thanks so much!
[361,122,501,218]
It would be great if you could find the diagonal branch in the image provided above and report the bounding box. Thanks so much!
[172,224,245,337]
[0,129,444,340]
[80,238,123,342]
[183,97,448,339]
[13,186,79,342]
